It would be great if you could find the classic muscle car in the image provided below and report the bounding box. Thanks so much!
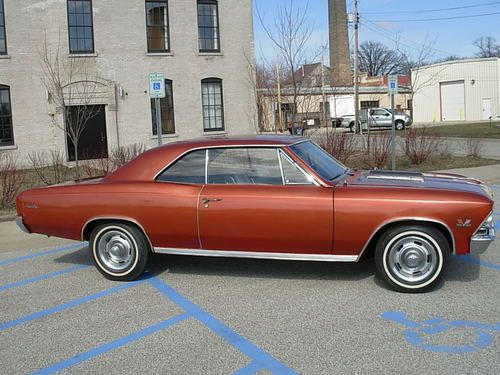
[16,136,495,292]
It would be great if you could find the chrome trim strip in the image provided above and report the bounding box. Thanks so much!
[356,217,457,259]
[367,175,424,182]
[154,247,358,262]
[80,216,154,251]
[204,149,208,185]
[153,144,290,181]
[277,148,285,185]
[16,216,30,234]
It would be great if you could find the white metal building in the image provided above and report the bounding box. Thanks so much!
[411,58,500,123]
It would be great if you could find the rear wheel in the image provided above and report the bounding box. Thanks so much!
[374,225,449,292]
[90,223,150,281]
[395,121,405,130]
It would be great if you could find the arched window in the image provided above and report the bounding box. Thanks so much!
[201,78,224,132]
[197,0,220,52]
[0,85,13,146]
[145,0,170,52]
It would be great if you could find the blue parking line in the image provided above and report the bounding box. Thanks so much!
[0,265,89,293]
[148,277,298,375]
[0,243,87,267]
[458,255,500,271]
[0,280,146,332]
[32,313,190,375]
[492,185,500,190]
[233,362,264,375]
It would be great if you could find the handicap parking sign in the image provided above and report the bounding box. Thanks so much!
[149,73,166,99]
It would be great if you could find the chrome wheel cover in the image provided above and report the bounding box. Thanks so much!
[97,230,136,272]
[386,235,439,285]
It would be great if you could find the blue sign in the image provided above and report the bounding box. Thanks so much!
[382,311,500,354]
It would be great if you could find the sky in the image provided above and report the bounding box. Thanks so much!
[253,0,500,63]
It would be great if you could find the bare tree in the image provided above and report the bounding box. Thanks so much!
[358,41,404,76]
[256,0,319,132]
[473,36,500,58]
[39,34,102,180]
[396,37,442,118]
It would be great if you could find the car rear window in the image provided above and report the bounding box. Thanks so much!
[157,149,206,184]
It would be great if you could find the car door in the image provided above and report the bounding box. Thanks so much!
[198,147,333,254]
[152,149,206,249]
[371,109,391,127]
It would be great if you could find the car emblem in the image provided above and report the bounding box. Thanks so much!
[456,219,472,228]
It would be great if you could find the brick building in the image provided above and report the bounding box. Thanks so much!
[0,0,256,164]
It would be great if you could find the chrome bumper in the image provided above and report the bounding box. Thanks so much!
[470,215,495,255]
[16,216,30,234]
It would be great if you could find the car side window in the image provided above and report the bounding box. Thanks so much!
[157,149,206,184]
[207,148,282,185]
[279,152,313,185]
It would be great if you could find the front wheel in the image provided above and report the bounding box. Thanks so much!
[395,121,405,131]
[90,223,150,281]
[374,226,449,292]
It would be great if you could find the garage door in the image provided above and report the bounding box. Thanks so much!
[440,81,465,121]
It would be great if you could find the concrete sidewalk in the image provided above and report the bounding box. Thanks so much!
[437,163,500,185]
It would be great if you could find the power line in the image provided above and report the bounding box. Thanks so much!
[359,18,456,58]
[367,11,500,23]
[362,1,500,14]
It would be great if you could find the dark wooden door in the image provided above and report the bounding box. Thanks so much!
[67,105,108,161]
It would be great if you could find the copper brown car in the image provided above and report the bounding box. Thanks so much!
[16,136,495,292]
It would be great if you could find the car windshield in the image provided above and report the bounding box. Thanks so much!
[289,141,348,181]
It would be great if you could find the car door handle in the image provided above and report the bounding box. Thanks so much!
[202,197,222,204]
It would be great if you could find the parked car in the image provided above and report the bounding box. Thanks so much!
[16,137,495,292]
[342,108,413,131]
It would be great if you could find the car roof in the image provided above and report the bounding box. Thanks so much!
[105,135,309,182]
[161,135,306,148]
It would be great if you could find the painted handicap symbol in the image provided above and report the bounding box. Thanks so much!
[382,311,500,354]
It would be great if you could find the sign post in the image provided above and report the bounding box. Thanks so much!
[149,73,166,146]
[388,75,398,171]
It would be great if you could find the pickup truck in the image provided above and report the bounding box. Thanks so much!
[341,108,413,131]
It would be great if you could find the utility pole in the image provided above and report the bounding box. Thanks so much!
[276,61,283,133]
[353,0,360,134]
[321,43,327,128]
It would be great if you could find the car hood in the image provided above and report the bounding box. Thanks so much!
[346,170,492,198]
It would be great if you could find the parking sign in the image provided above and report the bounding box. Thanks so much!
[149,73,165,98]
[388,75,398,95]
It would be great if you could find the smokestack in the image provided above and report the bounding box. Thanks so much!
[328,0,352,86]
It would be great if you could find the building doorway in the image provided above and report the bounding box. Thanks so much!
[482,98,492,120]
[66,105,108,161]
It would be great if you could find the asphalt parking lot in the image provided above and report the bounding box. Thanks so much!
[1,188,499,374]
